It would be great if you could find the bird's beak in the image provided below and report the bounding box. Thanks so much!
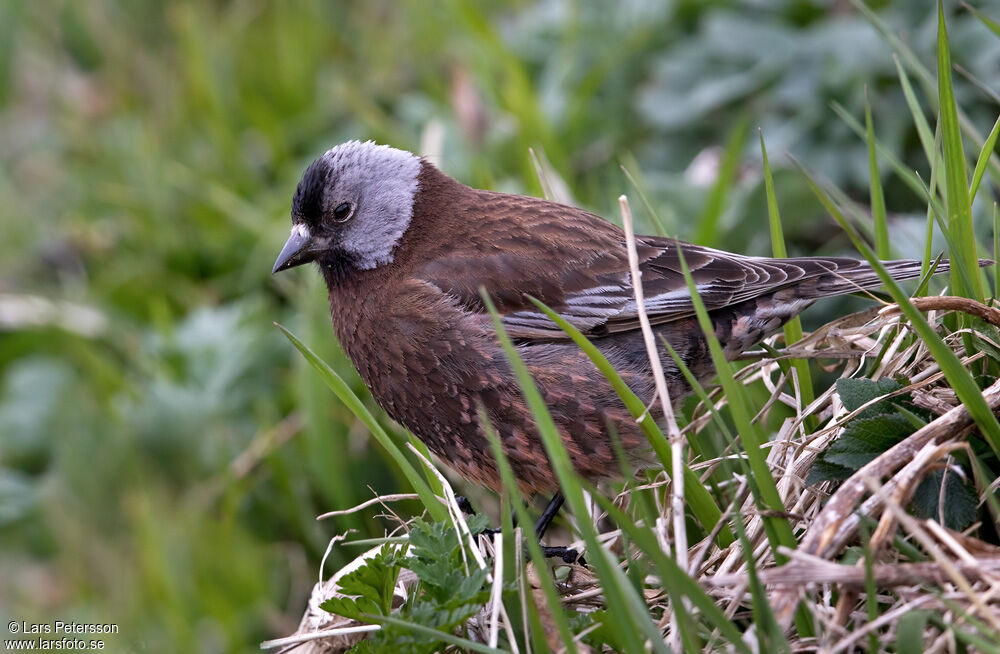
[272,224,315,274]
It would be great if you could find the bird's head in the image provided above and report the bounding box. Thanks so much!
[272,141,421,276]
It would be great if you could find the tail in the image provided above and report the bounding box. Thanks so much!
[714,257,988,359]
[780,256,991,301]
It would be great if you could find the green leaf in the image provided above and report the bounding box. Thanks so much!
[836,377,904,417]
[823,414,916,471]
[362,612,507,654]
[810,383,923,485]
[321,543,404,619]
[829,414,914,455]
[805,460,854,485]
[571,611,627,653]
[911,468,979,531]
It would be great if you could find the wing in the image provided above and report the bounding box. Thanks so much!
[411,188,919,340]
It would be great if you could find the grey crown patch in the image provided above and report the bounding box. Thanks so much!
[319,141,421,270]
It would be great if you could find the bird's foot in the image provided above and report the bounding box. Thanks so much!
[454,495,585,565]
[542,546,586,566]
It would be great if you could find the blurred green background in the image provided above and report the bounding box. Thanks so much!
[2,1,999,651]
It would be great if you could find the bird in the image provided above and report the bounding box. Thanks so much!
[273,140,943,504]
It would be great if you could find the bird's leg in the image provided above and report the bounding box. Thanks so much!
[533,492,565,539]
[536,493,586,565]
[456,493,585,565]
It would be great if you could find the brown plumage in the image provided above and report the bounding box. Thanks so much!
[272,141,942,493]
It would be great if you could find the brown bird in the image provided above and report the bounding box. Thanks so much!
[273,141,939,501]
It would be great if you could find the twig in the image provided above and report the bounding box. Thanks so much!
[879,295,1000,327]
[317,494,421,520]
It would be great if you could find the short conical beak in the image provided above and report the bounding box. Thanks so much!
[272,224,314,274]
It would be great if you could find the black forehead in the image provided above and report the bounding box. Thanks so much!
[291,156,330,220]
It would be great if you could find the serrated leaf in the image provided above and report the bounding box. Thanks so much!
[811,397,918,483]
[829,413,915,456]
[836,377,905,417]
[911,468,979,531]
[321,595,377,621]
[824,451,881,471]
[320,543,403,619]
[806,459,855,485]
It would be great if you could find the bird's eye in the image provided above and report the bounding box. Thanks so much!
[332,202,353,222]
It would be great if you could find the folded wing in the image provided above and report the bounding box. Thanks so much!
[412,191,931,341]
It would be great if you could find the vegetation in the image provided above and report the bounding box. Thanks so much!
[3,1,1000,652]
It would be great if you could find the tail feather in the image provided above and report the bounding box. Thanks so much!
[787,256,991,301]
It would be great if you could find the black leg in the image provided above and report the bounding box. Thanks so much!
[533,493,565,539]
[534,493,586,565]
[460,492,585,565]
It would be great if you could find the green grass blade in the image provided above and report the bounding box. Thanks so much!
[660,335,734,444]
[760,131,815,424]
[620,159,671,237]
[896,610,931,654]
[588,487,752,653]
[695,115,750,246]
[275,323,448,522]
[895,54,938,171]
[828,105,982,296]
[937,0,982,300]
[855,0,1000,191]
[861,524,880,653]
[830,102,948,222]
[928,614,1000,654]
[407,434,445,497]
[865,89,890,259]
[924,123,943,276]
[733,513,791,653]
[362,613,508,654]
[673,248,797,552]
[481,411,580,654]
[481,291,660,654]
[970,113,1000,205]
[795,166,1000,457]
[524,295,730,544]
[964,1,1000,38]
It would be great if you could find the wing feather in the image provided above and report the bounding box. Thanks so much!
[411,190,928,341]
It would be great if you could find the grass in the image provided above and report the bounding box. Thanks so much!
[4,1,1000,652]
